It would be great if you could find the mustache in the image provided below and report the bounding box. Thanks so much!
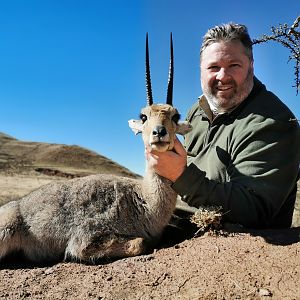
[213,80,237,88]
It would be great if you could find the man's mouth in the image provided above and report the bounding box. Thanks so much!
[217,85,233,91]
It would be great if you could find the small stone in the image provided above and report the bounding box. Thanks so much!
[44,268,55,275]
[146,255,154,261]
[258,288,272,297]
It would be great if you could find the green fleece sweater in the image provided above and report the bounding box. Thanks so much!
[172,78,300,228]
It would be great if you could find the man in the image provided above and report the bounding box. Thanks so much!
[147,23,300,229]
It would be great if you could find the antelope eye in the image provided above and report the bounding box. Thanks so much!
[140,114,147,123]
[172,113,180,124]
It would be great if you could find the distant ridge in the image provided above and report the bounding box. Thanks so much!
[0,131,140,179]
[0,132,17,142]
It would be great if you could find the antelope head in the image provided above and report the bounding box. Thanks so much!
[129,33,192,152]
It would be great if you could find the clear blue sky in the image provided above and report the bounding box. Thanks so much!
[0,1,299,175]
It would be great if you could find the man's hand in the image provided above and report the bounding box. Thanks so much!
[146,138,187,182]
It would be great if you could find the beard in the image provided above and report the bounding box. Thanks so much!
[202,67,254,113]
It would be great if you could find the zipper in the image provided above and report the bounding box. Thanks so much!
[203,122,212,147]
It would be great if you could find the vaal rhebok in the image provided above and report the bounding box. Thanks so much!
[0,34,192,264]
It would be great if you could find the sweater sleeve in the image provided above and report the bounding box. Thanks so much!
[172,118,300,228]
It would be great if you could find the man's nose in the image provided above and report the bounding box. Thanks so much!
[216,68,231,81]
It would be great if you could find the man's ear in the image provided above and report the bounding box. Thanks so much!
[128,119,143,135]
[176,121,192,135]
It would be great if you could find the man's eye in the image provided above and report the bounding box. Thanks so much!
[172,113,180,124]
[208,66,220,71]
[140,114,147,123]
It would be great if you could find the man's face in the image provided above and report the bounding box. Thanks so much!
[200,40,254,113]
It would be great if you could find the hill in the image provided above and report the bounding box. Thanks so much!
[0,131,140,205]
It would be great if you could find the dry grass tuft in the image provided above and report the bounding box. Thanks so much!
[190,206,223,236]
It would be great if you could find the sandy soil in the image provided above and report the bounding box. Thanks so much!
[1,227,299,300]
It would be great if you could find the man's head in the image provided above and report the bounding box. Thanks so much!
[200,23,254,113]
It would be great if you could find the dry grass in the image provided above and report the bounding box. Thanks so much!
[0,173,61,206]
[190,206,223,235]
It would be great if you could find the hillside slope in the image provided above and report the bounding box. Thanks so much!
[0,132,139,177]
[0,132,140,204]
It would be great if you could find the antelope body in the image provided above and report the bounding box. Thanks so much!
[0,35,192,264]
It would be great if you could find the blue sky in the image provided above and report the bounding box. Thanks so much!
[0,1,299,175]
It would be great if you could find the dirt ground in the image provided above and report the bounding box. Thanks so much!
[1,226,299,300]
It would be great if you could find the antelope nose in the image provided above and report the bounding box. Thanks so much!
[152,125,167,138]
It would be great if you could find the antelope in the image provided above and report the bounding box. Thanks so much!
[0,34,192,264]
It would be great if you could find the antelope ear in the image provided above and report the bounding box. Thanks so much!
[128,119,143,135]
[176,121,192,135]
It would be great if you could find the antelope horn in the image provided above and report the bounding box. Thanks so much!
[145,33,153,106]
[166,33,174,106]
